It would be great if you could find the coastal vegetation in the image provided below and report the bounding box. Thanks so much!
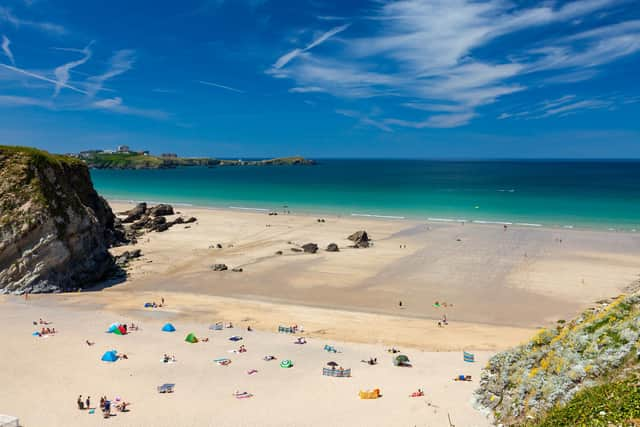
[476,291,640,426]
[81,151,315,169]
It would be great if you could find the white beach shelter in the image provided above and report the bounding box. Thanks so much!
[0,415,19,427]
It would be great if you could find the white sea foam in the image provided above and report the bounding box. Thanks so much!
[563,225,574,229]
[515,222,543,227]
[351,213,406,220]
[229,206,270,212]
[472,220,513,225]
[427,217,467,223]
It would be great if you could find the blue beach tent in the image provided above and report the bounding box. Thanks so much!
[162,323,176,332]
[101,350,118,362]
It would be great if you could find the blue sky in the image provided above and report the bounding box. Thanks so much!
[0,0,639,158]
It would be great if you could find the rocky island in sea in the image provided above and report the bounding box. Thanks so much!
[75,145,315,169]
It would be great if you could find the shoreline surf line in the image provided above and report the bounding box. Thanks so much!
[103,198,638,234]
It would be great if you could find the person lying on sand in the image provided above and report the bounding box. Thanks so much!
[454,375,472,382]
[238,345,247,353]
[117,353,128,360]
[247,325,253,332]
[410,389,424,397]
[86,340,95,346]
[201,337,209,342]
[116,401,130,412]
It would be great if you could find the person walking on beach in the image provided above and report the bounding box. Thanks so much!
[86,396,90,409]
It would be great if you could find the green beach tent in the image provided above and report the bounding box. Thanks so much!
[185,333,198,343]
[280,359,293,368]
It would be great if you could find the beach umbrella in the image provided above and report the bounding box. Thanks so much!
[185,333,198,343]
[101,350,118,362]
[326,361,339,367]
[280,360,293,368]
[162,323,176,332]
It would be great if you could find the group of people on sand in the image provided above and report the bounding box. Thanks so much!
[98,396,130,418]
[437,314,449,328]
[33,318,57,336]
[76,395,130,419]
[36,326,56,336]
[163,354,177,363]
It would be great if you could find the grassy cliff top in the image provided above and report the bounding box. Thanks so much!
[0,145,85,168]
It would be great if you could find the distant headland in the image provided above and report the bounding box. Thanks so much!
[71,145,315,169]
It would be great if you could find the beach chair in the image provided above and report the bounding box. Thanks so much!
[463,351,475,363]
[209,323,223,331]
[157,383,175,393]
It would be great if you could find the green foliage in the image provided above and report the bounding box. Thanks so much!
[0,145,83,168]
[527,377,640,427]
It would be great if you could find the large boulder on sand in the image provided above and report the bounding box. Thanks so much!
[326,243,339,252]
[348,230,370,248]
[302,243,318,254]
[149,204,174,217]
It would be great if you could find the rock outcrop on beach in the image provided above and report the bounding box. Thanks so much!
[348,230,370,248]
[302,243,319,254]
[475,292,640,426]
[116,202,196,237]
[326,243,339,252]
[0,146,125,294]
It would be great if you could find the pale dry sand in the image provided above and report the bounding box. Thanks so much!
[0,298,492,427]
[2,202,638,426]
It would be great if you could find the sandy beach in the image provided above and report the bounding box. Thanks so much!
[1,201,639,426]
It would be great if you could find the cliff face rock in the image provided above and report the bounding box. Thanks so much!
[0,146,121,294]
[475,292,640,425]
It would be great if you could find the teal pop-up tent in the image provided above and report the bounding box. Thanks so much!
[162,323,176,332]
[101,350,118,362]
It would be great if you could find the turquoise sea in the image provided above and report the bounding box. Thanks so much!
[91,160,640,231]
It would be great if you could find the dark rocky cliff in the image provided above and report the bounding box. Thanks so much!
[0,146,121,293]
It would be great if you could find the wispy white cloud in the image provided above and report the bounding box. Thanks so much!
[197,80,245,93]
[272,24,350,70]
[86,49,135,97]
[268,0,639,130]
[0,62,88,94]
[52,42,92,97]
[540,99,613,117]
[336,109,392,132]
[288,86,325,93]
[90,96,170,120]
[0,94,53,108]
[1,35,15,65]
[0,6,66,35]
[385,112,476,129]
[498,94,616,120]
